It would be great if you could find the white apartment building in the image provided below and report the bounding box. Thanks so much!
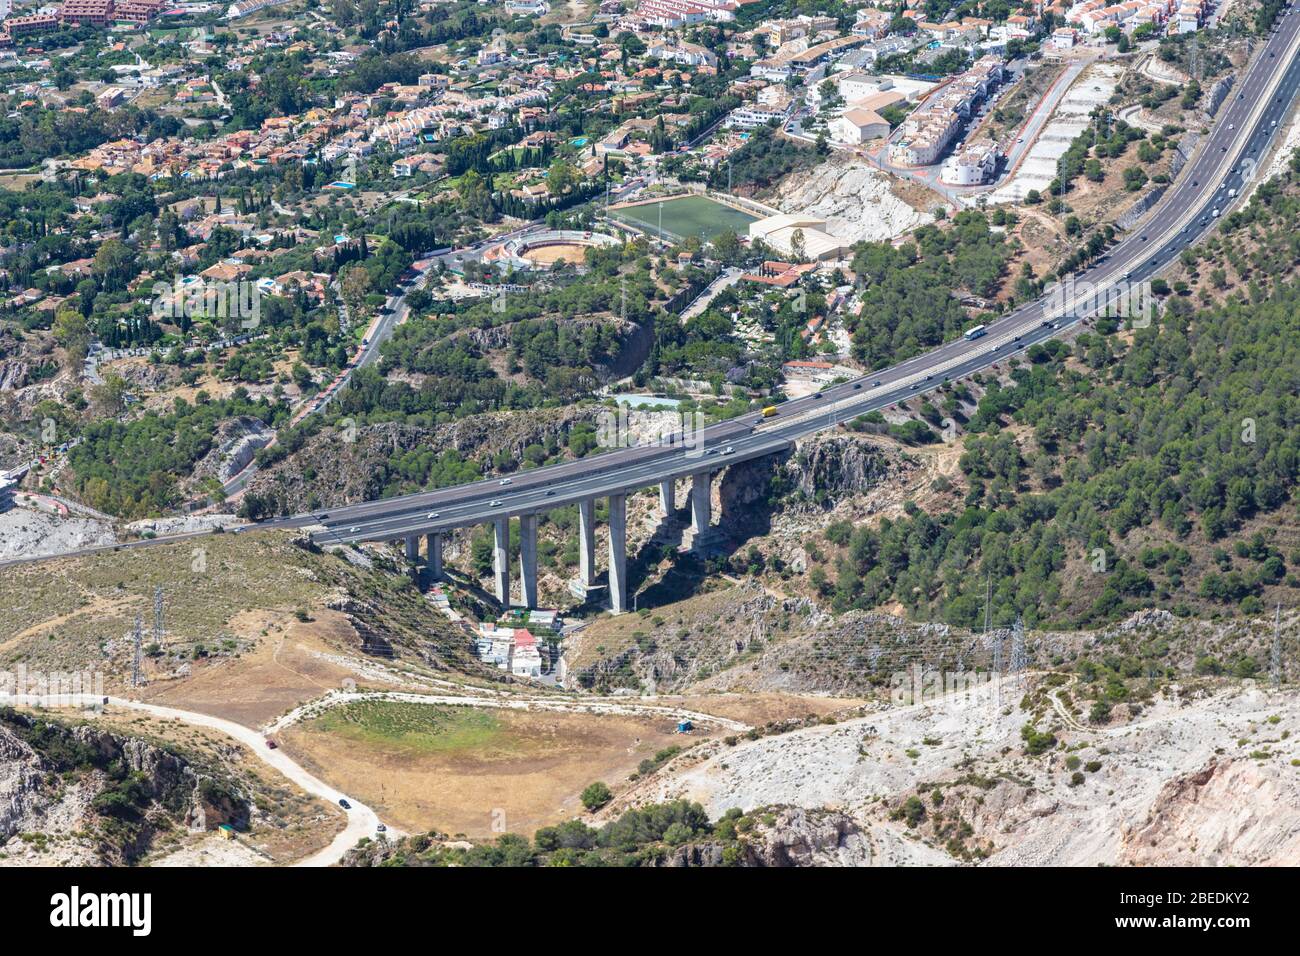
[889,55,1003,168]
[726,103,787,128]
[941,140,1000,185]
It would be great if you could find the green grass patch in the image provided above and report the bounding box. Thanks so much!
[608,196,758,242]
[310,701,504,755]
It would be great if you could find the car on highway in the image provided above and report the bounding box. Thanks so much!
[348,526,360,533]
[721,446,735,456]
[499,478,512,485]
[426,512,439,519]
[489,499,502,506]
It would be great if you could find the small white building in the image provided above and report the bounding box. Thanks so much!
[830,106,889,144]
[726,104,787,129]
[647,40,718,68]
[1051,27,1076,48]
[941,141,1001,186]
[749,214,850,261]
[837,71,895,103]
[510,629,543,678]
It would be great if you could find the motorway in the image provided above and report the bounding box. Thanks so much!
[6,13,1300,568]
[305,11,1300,547]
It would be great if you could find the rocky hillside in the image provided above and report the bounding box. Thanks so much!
[244,405,604,515]
[0,708,248,865]
[439,315,653,385]
[771,155,932,244]
[0,530,485,685]
[575,576,1292,699]
[617,677,1300,866]
[0,324,68,472]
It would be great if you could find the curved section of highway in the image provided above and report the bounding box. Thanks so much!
[5,17,1300,567]
[310,14,1300,547]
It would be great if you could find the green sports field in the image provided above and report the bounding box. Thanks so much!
[609,195,759,242]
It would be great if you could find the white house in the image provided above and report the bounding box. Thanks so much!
[510,629,543,678]
[837,71,895,103]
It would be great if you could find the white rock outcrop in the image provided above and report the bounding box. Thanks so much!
[773,157,931,244]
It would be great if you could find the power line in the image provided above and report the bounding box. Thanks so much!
[153,585,164,649]
[1273,603,1283,687]
[1011,617,1027,674]
[131,616,143,688]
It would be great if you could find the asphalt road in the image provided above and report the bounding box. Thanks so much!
[7,14,1300,567]
[310,12,1300,548]
[219,257,439,498]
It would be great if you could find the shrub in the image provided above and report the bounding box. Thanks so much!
[580,781,612,812]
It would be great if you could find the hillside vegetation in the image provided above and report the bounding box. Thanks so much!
[812,230,1300,629]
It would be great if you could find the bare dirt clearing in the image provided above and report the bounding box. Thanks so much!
[138,610,372,727]
[280,703,709,838]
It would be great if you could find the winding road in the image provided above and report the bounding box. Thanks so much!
[23,695,384,867]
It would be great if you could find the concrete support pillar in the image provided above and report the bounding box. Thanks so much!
[405,535,419,562]
[519,514,538,609]
[659,478,675,515]
[578,497,597,588]
[492,517,510,607]
[426,532,442,581]
[608,493,628,615]
[690,471,712,535]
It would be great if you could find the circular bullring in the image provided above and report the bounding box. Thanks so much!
[501,230,621,271]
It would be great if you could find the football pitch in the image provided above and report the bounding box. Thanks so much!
[609,195,759,242]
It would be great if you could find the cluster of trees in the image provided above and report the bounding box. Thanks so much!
[372,252,657,410]
[337,52,427,95]
[0,106,179,169]
[68,389,289,517]
[708,124,819,191]
[848,211,1011,369]
[510,319,623,391]
[369,800,751,867]
[1056,117,1146,195]
[220,56,316,132]
[815,253,1300,626]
